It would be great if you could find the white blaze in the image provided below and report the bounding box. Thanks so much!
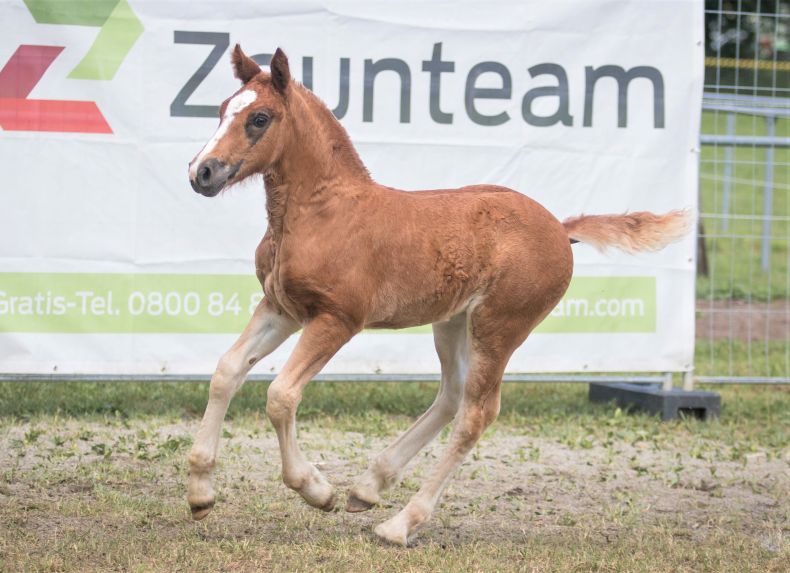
[188,89,258,179]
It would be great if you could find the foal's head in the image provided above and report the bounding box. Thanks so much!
[188,45,292,197]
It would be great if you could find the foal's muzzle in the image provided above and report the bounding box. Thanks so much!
[189,158,241,197]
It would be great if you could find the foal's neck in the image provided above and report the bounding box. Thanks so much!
[262,84,372,238]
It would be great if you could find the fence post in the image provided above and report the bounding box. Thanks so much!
[682,370,695,391]
[761,115,776,272]
[721,112,736,232]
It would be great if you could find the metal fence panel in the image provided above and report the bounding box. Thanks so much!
[696,0,790,385]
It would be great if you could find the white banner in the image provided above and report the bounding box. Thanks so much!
[0,0,702,375]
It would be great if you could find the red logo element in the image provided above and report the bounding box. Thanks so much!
[0,45,111,133]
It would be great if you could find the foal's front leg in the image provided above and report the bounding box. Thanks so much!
[187,299,299,520]
[266,314,357,510]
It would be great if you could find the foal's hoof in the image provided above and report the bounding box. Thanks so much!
[190,500,215,521]
[297,470,336,511]
[318,491,336,512]
[346,493,376,513]
[301,483,336,512]
[374,518,409,547]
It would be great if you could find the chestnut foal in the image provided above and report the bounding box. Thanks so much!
[186,45,690,546]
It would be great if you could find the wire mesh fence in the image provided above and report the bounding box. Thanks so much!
[696,0,790,384]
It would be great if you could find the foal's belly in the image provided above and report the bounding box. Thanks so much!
[364,292,473,330]
[363,248,483,329]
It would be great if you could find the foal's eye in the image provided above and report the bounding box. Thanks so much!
[252,114,269,128]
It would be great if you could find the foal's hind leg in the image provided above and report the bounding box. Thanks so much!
[374,305,533,546]
[373,349,506,545]
[188,299,298,520]
[347,313,468,512]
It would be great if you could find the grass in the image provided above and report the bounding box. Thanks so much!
[2,380,788,458]
[1,380,788,572]
[2,379,788,455]
[695,339,789,378]
[698,110,789,301]
[0,379,787,444]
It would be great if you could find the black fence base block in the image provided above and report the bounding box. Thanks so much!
[589,383,721,421]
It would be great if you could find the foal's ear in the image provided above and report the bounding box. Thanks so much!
[270,48,291,94]
[231,44,261,83]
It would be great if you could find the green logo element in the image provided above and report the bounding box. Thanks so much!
[23,0,143,80]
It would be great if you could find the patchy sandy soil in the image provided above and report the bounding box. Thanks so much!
[2,417,787,556]
[696,300,790,340]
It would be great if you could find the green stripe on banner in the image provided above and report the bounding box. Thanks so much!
[536,275,655,333]
[0,273,655,334]
[0,273,262,334]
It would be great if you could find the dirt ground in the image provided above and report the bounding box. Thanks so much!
[1,415,787,571]
[696,300,789,340]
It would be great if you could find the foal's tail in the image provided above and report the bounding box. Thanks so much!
[562,209,692,254]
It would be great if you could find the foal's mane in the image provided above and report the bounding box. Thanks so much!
[285,80,372,182]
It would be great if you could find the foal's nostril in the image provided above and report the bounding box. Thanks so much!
[198,164,212,184]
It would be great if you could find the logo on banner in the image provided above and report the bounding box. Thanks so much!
[0,0,143,133]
